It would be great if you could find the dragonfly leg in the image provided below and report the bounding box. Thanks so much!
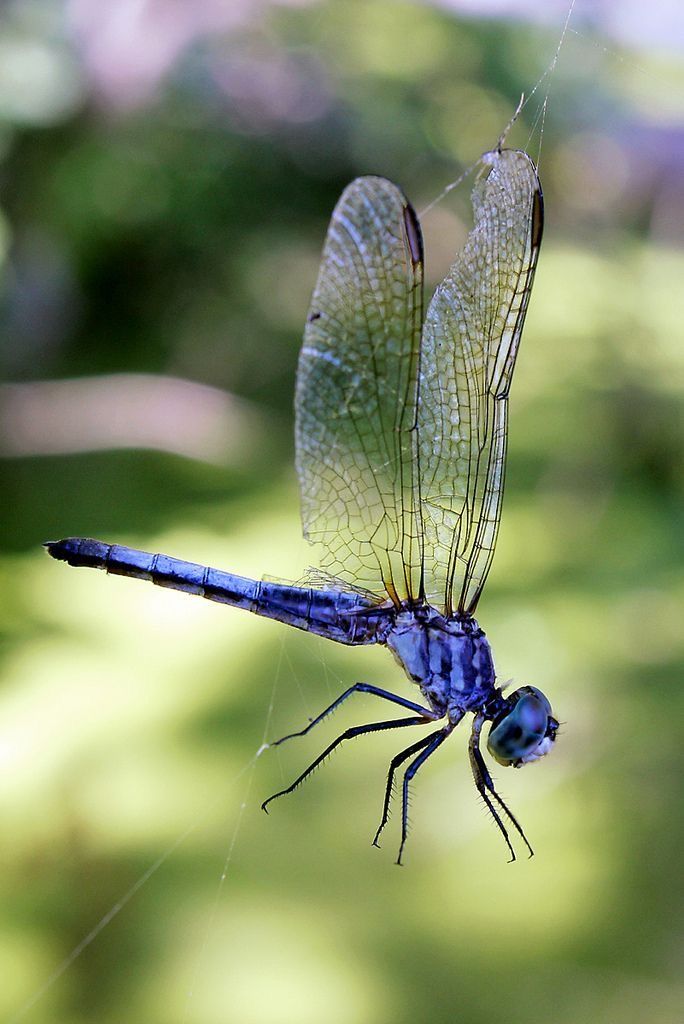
[371,731,437,849]
[270,683,437,747]
[261,715,429,814]
[468,712,534,862]
[396,725,453,866]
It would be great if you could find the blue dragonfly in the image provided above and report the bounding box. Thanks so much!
[47,147,557,864]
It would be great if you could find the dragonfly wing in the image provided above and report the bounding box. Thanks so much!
[296,176,424,605]
[418,149,543,616]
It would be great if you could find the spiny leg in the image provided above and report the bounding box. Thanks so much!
[396,725,453,866]
[470,740,534,858]
[469,744,516,863]
[471,713,534,856]
[469,713,534,861]
[262,715,430,813]
[271,683,437,747]
[372,731,437,848]
[375,708,462,849]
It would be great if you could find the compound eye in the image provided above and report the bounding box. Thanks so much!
[487,688,555,766]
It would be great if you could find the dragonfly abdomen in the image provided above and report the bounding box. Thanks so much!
[45,538,389,645]
[46,537,259,607]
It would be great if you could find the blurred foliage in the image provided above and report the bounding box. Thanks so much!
[0,1,683,1023]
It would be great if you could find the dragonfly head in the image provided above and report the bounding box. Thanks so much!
[487,686,558,767]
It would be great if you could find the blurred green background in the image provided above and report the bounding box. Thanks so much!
[1,1,683,1022]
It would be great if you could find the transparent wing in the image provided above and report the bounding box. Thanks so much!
[295,176,424,605]
[418,148,543,616]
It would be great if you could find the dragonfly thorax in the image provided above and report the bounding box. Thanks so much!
[386,607,496,719]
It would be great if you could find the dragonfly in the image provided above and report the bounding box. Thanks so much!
[47,146,558,865]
